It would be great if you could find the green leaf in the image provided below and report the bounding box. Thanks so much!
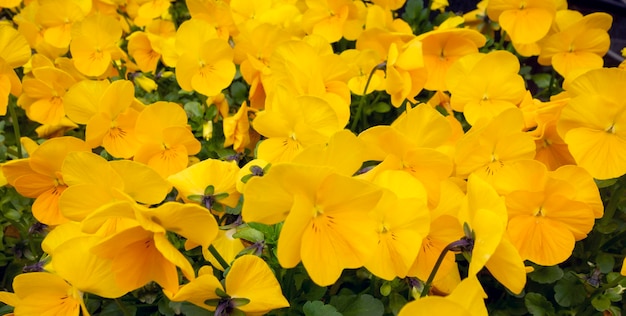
[230,81,248,104]
[529,265,564,284]
[0,306,14,316]
[99,301,137,316]
[402,0,423,20]
[204,298,221,307]
[591,294,611,312]
[554,274,586,307]
[230,308,246,316]
[180,302,211,316]
[186,194,203,204]
[303,301,342,316]
[183,101,203,121]
[248,222,279,243]
[232,297,251,307]
[299,278,327,301]
[607,272,622,283]
[596,220,619,234]
[531,73,552,89]
[3,209,21,221]
[365,102,391,115]
[205,104,219,120]
[596,253,615,274]
[524,293,555,316]
[595,178,618,188]
[204,185,215,196]
[157,297,176,316]
[387,293,407,316]
[604,287,623,302]
[232,225,265,243]
[330,294,384,316]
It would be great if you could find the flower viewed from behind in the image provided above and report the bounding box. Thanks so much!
[167,158,241,213]
[557,68,626,180]
[166,255,289,315]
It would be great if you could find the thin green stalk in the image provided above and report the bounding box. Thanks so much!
[8,101,22,159]
[420,245,450,297]
[114,298,132,316]
[351,64,382,132]
[208,244,230,270]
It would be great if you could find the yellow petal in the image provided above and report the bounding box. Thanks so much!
[225,255,289,313]
[109,160,172,204]
[398,296,470,316]
[298,174,381,286]
[165,273,222,311]
[507,215,575,266]
[149,202,219,251]
[51,236,127,298]
[484,237,526,294]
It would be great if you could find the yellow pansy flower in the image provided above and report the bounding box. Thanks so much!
[487,0,558,46]
[447,51,526,125]
[134,101,201,178]
[2,136,90,226]
[69,13,124,77]
[557,68,626,180]
[0,24,31,115]
[83,201,219,293]
[538,11,612,77]
[64,79,142,158]
[0,272,89,316]
[167,158,241,213]
[166,255,289,314]
[365,171,430,280]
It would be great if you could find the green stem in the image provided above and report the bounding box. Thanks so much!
[8,101,22,159]
[114,298,131,316]
[599,275,625,291]
[601,230,626,250]
[350,63,382,132]
[420,244,451,297]
[208,244,230,270]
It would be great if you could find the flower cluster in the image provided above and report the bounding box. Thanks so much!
[0,0,625,315]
